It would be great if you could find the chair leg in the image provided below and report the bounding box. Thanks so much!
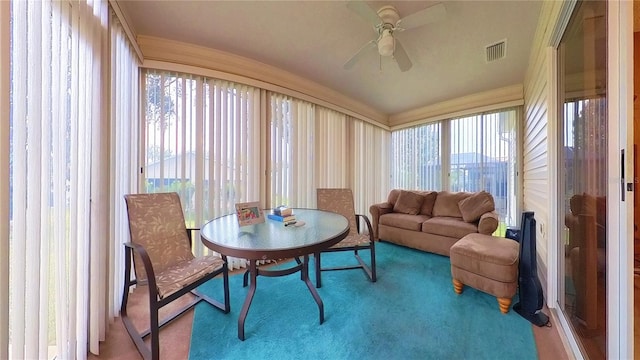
[243,268,250,288]
[369,242,377,282]
[196,267,231,313]
[121,249,153,360]
[315,252,322,288]
[150,301,160,360]
[223,266,231,312]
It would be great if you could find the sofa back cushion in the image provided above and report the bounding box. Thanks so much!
[458,191,495,222]
[419,191,438,216]
[393,190,424,215]
[432,191,471,218]
[388,189,438,216]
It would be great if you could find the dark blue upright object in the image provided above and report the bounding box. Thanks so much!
[505,227,521,242]
[513,211,550,327]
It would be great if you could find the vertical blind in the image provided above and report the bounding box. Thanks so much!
[391,109,518,226]
[268,94,353,209]
[268,93,315,208]
[8,0,110,358]
[450,110,517,225]
[352,118,391,216]
[392,122,442,190]
[0,1,9,358]
[142,77,384,258]
[141,70,261,269]
[109,8,140,340]
[314,107,350,190]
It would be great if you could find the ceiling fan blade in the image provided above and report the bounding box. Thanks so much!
[346,1,382,27]
[344,39,377,70]
[396,3,446,30]
[393,40,412,72]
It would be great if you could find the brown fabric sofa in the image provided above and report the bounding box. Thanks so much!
[369,189,499,256]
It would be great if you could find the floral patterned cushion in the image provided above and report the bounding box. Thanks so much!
[123,191,227,300]
[156,254,225,299]
[317,188,359,237]
[329,233,371,249]
[316,188,373,249]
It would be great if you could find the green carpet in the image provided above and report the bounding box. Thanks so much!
[189,241,538,359]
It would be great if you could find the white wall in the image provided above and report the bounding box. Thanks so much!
[522,0,570,304]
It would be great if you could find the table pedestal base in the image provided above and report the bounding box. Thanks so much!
[238,254,323,341]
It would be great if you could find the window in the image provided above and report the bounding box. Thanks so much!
[268,94,351,208]
[141,70,387,239]
[450,110,518,225]
[391,108,518,227]
[392,122,442,190]
[269,93,316,207]
[141,70,261,267]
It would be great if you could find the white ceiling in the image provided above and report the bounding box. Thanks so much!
[118,0,542,116]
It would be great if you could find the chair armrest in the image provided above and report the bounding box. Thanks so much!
[369,202,393,240]
[123,241,158,292]
[186,227,200,246]
[356,214,375,241]
[478,210,499,235]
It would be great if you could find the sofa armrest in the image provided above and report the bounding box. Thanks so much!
[478,210,499,235]
[369,202,394,240]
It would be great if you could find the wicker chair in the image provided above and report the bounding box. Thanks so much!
[315,188,377,288]
[122,192,230,360]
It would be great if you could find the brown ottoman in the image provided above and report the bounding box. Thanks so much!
[450,233,519,314]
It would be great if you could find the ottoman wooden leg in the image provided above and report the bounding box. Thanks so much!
[497,297,512,314]
[452,278,464,294]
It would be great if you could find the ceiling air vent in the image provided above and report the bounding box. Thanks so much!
[485,40,506,62]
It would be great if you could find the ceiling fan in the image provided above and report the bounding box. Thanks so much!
[344,2,446,72]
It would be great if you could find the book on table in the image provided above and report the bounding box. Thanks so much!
[273,205,293,217]
[267,214,296,222]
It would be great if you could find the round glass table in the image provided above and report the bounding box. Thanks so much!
[200,208,349,340]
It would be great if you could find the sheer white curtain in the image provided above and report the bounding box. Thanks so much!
[141,70,261,269]
[108,7,140,346]
[9,0,109,359]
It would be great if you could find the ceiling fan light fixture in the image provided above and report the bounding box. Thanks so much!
[377,29,395,57]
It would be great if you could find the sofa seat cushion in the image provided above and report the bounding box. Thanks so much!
[379,213,430,232]
[422,217,478,239]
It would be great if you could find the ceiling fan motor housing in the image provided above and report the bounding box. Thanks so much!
[377,29,395,57]
[376,6,399,57]
[377,5,400,27]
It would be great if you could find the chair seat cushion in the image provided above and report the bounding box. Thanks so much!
[331,233,371,248]
[422,217,478,238]
[156,255,225,299]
